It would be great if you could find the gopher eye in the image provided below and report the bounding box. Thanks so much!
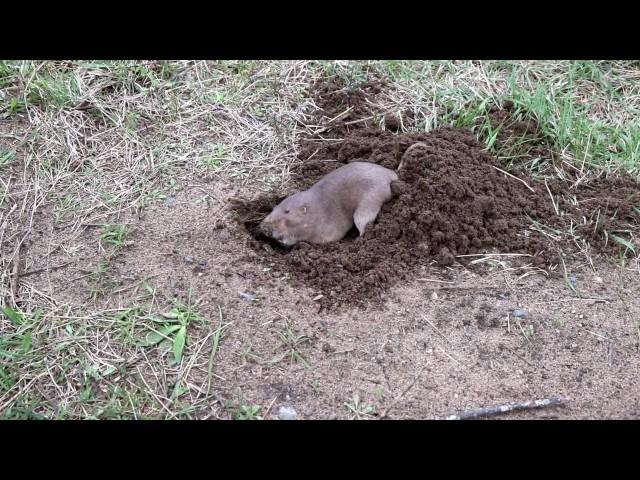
[284,209,290,214]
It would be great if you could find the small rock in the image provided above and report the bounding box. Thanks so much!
[569,276,577,288]
[496,292,511,300]
[594,276,603,283]
[184,256,194,264]
[277,406,297,420]
[238,291,256,302]
[164,196,177,207]
[322,342,335,353]
[511,309,528,318]
[312,294,324,301]
[431,291,438,301]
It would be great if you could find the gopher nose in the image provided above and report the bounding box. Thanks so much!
[259,218,272,234]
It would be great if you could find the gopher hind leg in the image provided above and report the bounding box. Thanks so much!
[353,200,383,237]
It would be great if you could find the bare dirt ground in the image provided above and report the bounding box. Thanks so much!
[2,61,640,419]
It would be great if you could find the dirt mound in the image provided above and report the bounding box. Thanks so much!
[235,127,557,307]
[232,77,640,309]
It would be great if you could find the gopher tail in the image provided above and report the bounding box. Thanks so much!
[397,142,427,172]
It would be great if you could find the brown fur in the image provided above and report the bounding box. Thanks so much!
[260,161,398,246]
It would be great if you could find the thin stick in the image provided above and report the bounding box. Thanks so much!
[416,278,455,284]
[529,296,610,305]
[263,396,279,418]
[443,397,569,420]
[500,343,533,366]
[310,107,354,134]
[329,348,355,355]
[422,315,452,344]
[544,178,560,215]
[456,253,532,258]
[435,344,466,366]
[380,365,426,419]
[492,166,536,193]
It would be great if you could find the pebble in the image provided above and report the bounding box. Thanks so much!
[277,406,298,420]
[431,291,438,301]
[511,309,528,318]
[164,196,177,207]
[238,291,256,302]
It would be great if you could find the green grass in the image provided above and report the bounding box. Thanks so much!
[198,144,225,171]
[134,292,205,366]
[231,403,263,420]
[273,326,311,368]
[100,224,127,248]
[344,394,375,420]
[0,149,15,168]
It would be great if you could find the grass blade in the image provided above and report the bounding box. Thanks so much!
[1,306,23,326]
[610,234,636,254]
[136,324,181,347]
[173,326,186,363]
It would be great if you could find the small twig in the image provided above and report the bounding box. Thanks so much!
[343,108,398,126]
[20,261,75,278]
[607,341,615,368]
[456,253,532,258]
[9,239,23,301]
[310,107,354,134]
[422,315,452,344]
[380,365,426,419]
[544,178,560,215]
[263,396,279,418]
[499,343,534,366]
[435,344,466,366]
[416,278,455,284]
[443,397,569,420]
[492,166,536,193]
[529,296,610,306]
[0,375,44,414]
[436,286,502,292]
[513,317,531,343]
[329,348,355,355]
